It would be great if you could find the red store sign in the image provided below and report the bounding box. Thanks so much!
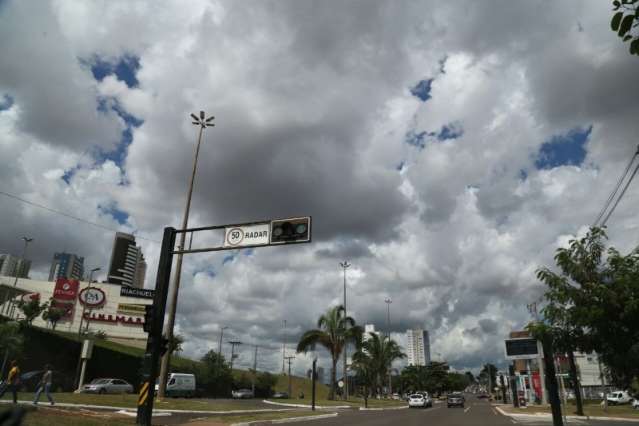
[54,278,79,300]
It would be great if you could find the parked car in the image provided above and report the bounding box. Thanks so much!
[272,391,289,399]
[232,388,254,399]
[408,393,429,408]
[81,378,133,394]
[391,392,401,400]
[447,392,465,408]
[607,391,632,405]
[155,373,196,398]
[632,398,639,410]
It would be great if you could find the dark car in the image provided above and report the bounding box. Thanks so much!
[447,392,465,408]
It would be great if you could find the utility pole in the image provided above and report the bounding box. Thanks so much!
[339,261,350,400]
[228,341,242,371]
[385,298,392,396]
[282,319,287,374]
[252,345,258,396]
[218,326,228,369]
[158,111,214,398]
[311,358,317,411]
[285,356,295,398]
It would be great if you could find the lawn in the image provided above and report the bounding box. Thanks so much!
[1,393,274,411]
[1,406,134,426]
[500,403,639,419]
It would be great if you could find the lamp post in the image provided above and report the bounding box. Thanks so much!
[385,298,392,396]
[339,261,350,400]
[159,111,214,398]
[282,319,287,374]
[78,267,100,337]
[7,236,33,318]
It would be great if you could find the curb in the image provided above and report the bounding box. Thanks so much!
[0,399,297,415]
[262,400,351,410]
[494,405,639,423]
[359,405,408,411]
[232,412,339,426]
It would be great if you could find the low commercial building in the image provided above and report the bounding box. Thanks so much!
[0,276,153,347]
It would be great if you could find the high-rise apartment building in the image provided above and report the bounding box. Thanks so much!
[48,252,85,281]
[107,232,147,288]
[406,329,431,366]
[0,254,31,278]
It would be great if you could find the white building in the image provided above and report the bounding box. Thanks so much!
[363,324,381,341]
[0,276,153,347]
[0,254,31,278]
[406,329,431,366]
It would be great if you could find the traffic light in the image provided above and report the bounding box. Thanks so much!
[143,305,155,333]
[159,336,170,356]
[270,217,311,244]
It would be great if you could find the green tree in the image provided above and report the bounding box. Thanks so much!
[200,350,234,397]
[351,348,377,407]
[465,371,476,385]
[169,334,184,355]
[446,372,470,392]
[296,305,363,400]
[41,300,66,330]
[16,297,48,325]
[479,363,498,395]
[352,332,406,397]
[611,0,639,55]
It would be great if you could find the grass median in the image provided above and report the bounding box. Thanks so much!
[500,403,639,419]
[187,410,332,425]
[266,397,406,408]
[1,392,271,411]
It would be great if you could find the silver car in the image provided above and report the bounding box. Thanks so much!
[82,378,134,394]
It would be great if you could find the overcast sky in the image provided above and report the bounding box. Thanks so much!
[1,0,638,375]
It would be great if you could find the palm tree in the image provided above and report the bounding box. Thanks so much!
[296,305,363,400]
[353,332,406,397]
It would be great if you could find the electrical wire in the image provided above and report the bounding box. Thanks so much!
[600,160,639,227]
[0,190,160,243]
[592,146,639,227]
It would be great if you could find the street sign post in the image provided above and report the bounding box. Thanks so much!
[137,217,311,425]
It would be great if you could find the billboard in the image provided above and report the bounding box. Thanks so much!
[52,278,80,320]
[505,337,540,360]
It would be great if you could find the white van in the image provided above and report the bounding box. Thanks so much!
[154,373,196,398]
[607,390,632,405]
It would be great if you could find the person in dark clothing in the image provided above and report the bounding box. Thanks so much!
[33,364,54,405]
[0,361,20,404]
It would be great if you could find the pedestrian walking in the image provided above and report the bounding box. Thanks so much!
[33,364,54,405]
[0,360,21,403]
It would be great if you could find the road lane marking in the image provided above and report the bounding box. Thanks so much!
[464,406,471,413]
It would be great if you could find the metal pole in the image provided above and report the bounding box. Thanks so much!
[282,320,286,374]
[252,345,258,396]
[385,298,392,396]
[218,326,227,369]
[159,114,211,398]
[312,358,317,411]
[229,341,242,371]
[285,356,295,397]
[339,261,350,400]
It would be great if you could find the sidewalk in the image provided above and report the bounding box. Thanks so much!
[494,404,639,423]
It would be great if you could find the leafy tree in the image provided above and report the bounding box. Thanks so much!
[200,350,234,397]
[351,348,377,407]
[296,305,363,400]
[465,371,476,384]
[400,362,450,396]
[0,321,24,377]
[479,363,498,394]
[41,300,66,330]
[611,0,639,55]
[446,372,470,392]
[169,334,184,355]
[351,332,406,397]
[16,297,48,325]
[254,371,278,398]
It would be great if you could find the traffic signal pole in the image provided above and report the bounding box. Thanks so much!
[137,227,176,426]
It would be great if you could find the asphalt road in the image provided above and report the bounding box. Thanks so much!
[281,397,635,426]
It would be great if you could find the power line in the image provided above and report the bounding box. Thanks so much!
[593,145,639,227]
[600,160,639,227]
[0,190,160,243]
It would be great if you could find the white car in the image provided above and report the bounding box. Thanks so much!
[408,393,432,408]
[632,398,639,409]
[607,391,632,405]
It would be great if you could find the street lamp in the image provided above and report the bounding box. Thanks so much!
[339,261,350,400]
[7,236,33,318]
[385,298,392,395]
[159,110,214,398]
[78,267,101,337]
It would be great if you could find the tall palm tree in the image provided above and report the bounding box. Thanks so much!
[297,305,363,400]
[353,332,406,397]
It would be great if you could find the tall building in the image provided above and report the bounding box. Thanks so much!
[107,233,146,288]
[0,254,31,278]
[363,324,381,341]
[406,329,431,366]
[48,252,85,281]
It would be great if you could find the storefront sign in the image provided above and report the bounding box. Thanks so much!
[83,312,145,327]
[54,278,80,300]
[120,286,155,299]
[79,287,106,307]
[117,303,147,315]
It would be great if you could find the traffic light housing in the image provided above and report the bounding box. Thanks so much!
[143,305,155,333]
[159,336,170,356]
[270,217,311,244]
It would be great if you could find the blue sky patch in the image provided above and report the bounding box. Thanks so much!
[535,126,592,170]
[0,94,14,111]
[437,122,463,141]
[90,55,140,88]
[98,204,129,225]
[95,97,143,174]
[223,253,236,265]
[61,164,82,184]
[405,130,429,149]
[410,79,433,102]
